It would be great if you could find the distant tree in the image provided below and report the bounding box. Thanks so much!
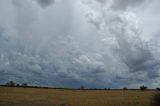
[21,83,28,87]
[156,88,160,91]
[6,81,16,87]
[16,84,20,87]
[140,85,147,91]
[104,88,107,90]
[80,86,85,90]
[93,88,97,90]
[123,87,128,90]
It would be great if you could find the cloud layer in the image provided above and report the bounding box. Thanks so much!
[0,0,159,88]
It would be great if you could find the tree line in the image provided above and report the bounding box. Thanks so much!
[0,81,47,88]
[0,81,160,91]
[0,81,29,88]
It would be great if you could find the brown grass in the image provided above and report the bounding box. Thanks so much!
[0,87,157,106]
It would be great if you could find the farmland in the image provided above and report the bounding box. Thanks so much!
[0,87,157,106]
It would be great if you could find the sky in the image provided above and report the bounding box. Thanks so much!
[0,0,160,89]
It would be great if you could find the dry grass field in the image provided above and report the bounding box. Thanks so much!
[0,87,157,106]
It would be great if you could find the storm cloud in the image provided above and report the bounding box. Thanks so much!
[0,0,160,88]
[83,0,160,87]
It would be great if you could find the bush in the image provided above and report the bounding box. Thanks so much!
[123,87,128,90]
[21,83,28,87]
[140,85,147,91]
[104,88,107,90]
[156,88,160,91]
[151,93,160,106]
[6,81,16,87]
[80,86,85,90]
[16,84,20,87]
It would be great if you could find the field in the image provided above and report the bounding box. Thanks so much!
[0,87,157,106]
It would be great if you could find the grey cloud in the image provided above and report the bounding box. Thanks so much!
[94,0,147,10]
[111,0,147,10]
[95,0,107,4]
[83,0,160,88]
[12,0,22,7]
[0,0,160,88]
[0,0,80,87]
[116,37,160,78]
[36,0,55,8]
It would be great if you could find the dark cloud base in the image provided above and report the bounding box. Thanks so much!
[36,0,55,8]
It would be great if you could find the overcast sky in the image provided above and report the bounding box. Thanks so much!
[0,0,160,88]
